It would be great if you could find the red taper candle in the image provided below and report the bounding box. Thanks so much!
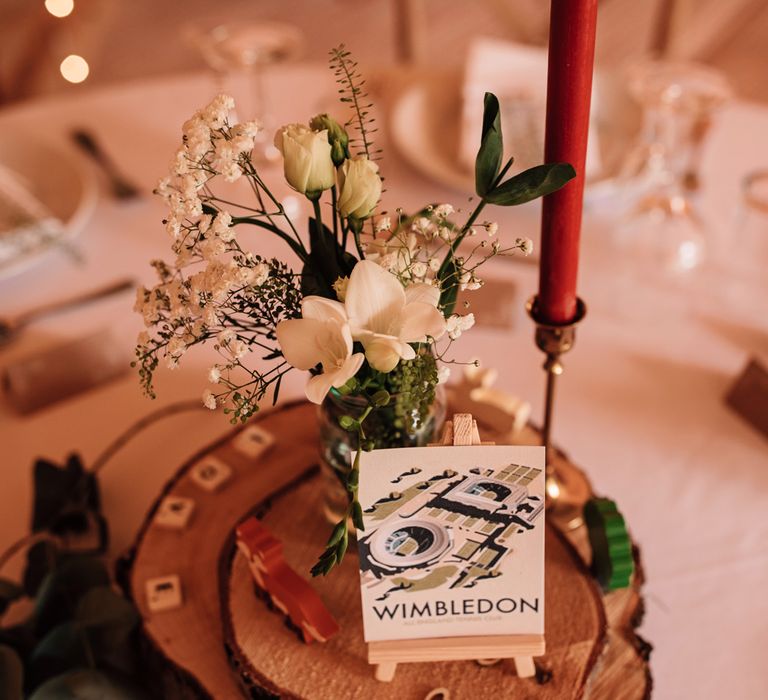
[537,0,598,324]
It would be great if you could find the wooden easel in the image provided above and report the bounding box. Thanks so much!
[368,413,545,682]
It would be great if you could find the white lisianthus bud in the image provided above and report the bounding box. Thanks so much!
[273,124,335,197]
[337,156,382,222]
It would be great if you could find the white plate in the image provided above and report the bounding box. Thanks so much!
[0,134,97,280]
[388,73,642,206]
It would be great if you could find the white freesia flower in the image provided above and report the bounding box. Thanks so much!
[276,297,365,404]
[274,124,335,196]
[337,157,382,221]
[346,260,445,372]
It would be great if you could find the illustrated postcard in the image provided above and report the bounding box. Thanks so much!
[357,444,545,642]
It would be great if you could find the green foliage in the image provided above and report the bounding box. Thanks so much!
[0,580,22,616]
[0,644,23,700]
[329,45,380,161]
[311,352,439,576]
[29,669,147,700]
[32,455,108,555]
[0,456,147,698]
[301,218,356,299]
[484,163,576,206]
[475,92,504,197]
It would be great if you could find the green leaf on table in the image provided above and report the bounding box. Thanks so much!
[0,579,23,616]
[23,540,60,597]
[29,669,148,700]
[475,92,504,197]
[484,163,576,206]
[0,645,23,700]
[74,586,138,651]
[31,454,107,553]
[28,621,92,689]
[33,557,110,637]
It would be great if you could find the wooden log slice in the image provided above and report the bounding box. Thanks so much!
[222,473,606,700]
[124,401,651,699]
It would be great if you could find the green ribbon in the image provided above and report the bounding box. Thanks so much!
[584,497,634,591]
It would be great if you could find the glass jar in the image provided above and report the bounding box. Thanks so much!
[316,385,447,523]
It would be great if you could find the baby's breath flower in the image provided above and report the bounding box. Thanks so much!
[375,216,391,232]
[486,222,498,236]
[208,366,222,384]
[446,313,475,340]
[203,389,217,410]
[434,203,454,219]
[517,237,534,255]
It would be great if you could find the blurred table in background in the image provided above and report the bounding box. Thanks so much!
[0,64,766,699]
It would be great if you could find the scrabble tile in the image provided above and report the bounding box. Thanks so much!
[190,456,232,492]
[154,496,195,529]
[232,424,275,460]
[145,575,183,612]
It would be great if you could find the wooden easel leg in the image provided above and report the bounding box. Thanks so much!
[514,656,535,678]
[375,662,397,682]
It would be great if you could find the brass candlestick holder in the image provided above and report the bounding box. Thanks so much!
[526,295,589,512]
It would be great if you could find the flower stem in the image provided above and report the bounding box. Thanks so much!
[312,198,324,242]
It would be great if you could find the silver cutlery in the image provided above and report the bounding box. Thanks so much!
[71,129,141,200]
[0,277,136,346]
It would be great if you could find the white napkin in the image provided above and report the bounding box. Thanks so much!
[0,162,63,267]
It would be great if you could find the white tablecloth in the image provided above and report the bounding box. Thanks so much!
[0,65,766,700]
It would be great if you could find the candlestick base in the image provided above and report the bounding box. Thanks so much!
[526,296,587,513]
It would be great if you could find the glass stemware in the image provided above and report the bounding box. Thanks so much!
[183,19,303,164]
[613,60,731,279]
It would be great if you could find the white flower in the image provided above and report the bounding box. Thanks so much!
[202,389,217,410]
[276,297,365,404]
[428,257,440,272]
[437,366,451,384]
[337,156,382,221]
[274,123,335,196]
[211,211,233,240]
[411,261,427,279]
[345,260,446,372]
[446,313,475,340]
[517,237,534,255]
[434,204,454,219]
[375,216,391,232]
[252,262,270,286]
[208,366,222,383]
[333,275,349,302]
[486,222,498,236]
[201,94,235,129]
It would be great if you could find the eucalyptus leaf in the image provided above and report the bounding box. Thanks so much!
[485,163,576,206]
[0,579,23,615]
[29,669,148,700]
[31,454,102,545]
[33,557,110,637]
[474,92,504,197]
[0,645,23,700]
[23,540,60,597]
[28,621,91,689]
[74,586,138,651]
